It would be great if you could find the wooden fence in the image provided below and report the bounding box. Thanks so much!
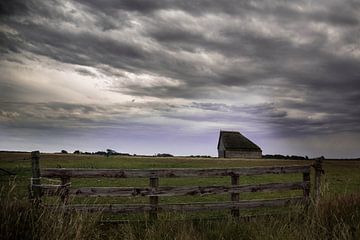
[30,151,323,219]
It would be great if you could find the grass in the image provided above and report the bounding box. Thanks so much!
[1,152,360,239]
[1,180,360,240]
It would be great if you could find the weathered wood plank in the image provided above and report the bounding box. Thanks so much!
[60,177,70,204]
[302,172,310,200]
[230,175,240,217]
[41,165,311,178]
[41,182,309,197]
[31,151,41,202]
[48,197,304,213]
[314,159,323,203]
[149,177,159,220]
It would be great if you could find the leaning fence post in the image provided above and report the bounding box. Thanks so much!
[230,174,240,218]
[31,151,41,203]
[149,176,159,221]
[314,159,323,203]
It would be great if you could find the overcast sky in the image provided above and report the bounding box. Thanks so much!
[0,0,359,158]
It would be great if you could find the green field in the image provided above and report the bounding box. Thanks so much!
[1,152,360,239]
[1,152,359,207]
[1,153,359,196]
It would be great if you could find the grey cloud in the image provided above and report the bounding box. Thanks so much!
[75,68,97,78]
[9,21,146,63]
[0,0,28,17]
[0,31,22,55]
[75,0,253,15]
[3,0,358,93]
[189,102,287,118]
[76,0,360,27]
[185,100,360,138]
[0,100,174,127]
[76,0,163,14]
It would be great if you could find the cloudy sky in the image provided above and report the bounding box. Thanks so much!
[0,0,359,158]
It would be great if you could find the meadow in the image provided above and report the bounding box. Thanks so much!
[1,152,360,239]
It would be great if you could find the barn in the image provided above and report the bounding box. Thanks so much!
[217,130,262,158]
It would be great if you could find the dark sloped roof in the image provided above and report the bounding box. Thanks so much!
[217,131,261,151]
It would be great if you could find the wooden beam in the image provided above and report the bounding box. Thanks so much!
[41,182,309,197]
[230,175,240,217]
[302,172,310,201]
[47,197,305,213]
[314,159,323,203]
[31,151,41,203]
[41,165,311,178]
[60,177,70,204]
[149,177,159,221]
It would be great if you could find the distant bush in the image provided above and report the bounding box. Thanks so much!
[155,153,174,157]
[60,150,68,154]
[106,149,117,157]
[189,155,212,158]
[94,151,106,155]
[263,154,307,160]
[73,150,81,154]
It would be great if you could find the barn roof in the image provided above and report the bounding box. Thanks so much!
[217,130,261,151]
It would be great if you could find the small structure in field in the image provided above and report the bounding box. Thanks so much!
[217,130,262,158]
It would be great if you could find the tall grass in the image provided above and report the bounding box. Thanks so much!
[102,196,360,240]
[1,180,359,240]
[0,179,100,240]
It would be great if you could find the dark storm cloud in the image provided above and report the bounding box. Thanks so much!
[0,0,28,16]
[75,0,251,15]
[5,21,147,67]
[0,31,22,55]
[75,68,97,78]
[76,0,360,27]
[1,0,360,146]
[0,100,185,136]
[188,99,360,138]
[190,102,287,118]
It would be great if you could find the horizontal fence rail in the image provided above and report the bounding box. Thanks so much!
[41,165,311,178]
[29,151,323,220]
[38,181,309,197]
[46,197,304,214]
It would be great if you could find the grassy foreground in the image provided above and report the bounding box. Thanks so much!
[1,181,360,240]
[1,152,360,239]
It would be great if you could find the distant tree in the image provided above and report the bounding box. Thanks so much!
[156,153,174,157]
[95,151,106,155]
[61,150,68,154]
[73,150,81,154]
[106,149,118,157]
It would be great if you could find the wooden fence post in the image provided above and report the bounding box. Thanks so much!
[31,151,41,203]
[314,159,323,203]
[302,171,310,204]
[230,174,240,218]
[60,177,70,204]
[149,176,159,221]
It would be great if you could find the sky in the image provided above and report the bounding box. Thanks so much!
[0,0,359,158]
